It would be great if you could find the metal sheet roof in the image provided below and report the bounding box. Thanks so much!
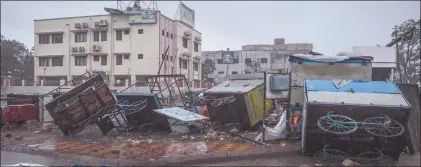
[306,91,410,107]
[205,79,263,93]
[305,80,401,94]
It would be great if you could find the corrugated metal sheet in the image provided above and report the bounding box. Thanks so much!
[206,79,263,93]
[154,107,208,122]
[306,91,410,107]
[305,80,401,93]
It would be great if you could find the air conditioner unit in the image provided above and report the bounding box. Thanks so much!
[182,52,191,57]
[82,22,89,28]
[94,22,100,27]
[99,20,108,27]
[92,45,101,51]
[78,47,85,52]
[195,36,202,41]
[184,31,191,36]
[72,47,78,52]
[74,23,81,28]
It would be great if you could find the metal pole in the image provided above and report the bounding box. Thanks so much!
[262,71,267,142]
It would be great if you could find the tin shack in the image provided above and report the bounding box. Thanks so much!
[301,79,411,161]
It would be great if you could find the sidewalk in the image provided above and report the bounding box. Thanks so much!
[1,124,299,166]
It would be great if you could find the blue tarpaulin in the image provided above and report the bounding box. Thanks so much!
[305,80,401,94]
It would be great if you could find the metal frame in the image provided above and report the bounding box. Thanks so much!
[120,74,198,113]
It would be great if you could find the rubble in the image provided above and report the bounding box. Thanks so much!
[14,136,22,140]
[41,123,54,132]
[5,133,11,138]
[342,159,360,166]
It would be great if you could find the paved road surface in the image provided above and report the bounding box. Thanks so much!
[1,151,54,166]
[1,151,420,166]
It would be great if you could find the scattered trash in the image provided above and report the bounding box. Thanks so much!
[14,136,22,140]
[314,164,323,166]
[147,138,153,144]
[256,110,287,141]
[219,137,224,141]
[181,135,189,140]
[299,165,309,167]
[27,144,39,148]
[206,132,218,141]
[281,143,285,146]
[33,130,42,134]
[111,149,120,154]
[190,136,195,140]
[229,127,239,134]
[342,159,360,166]
[5,133,11,138]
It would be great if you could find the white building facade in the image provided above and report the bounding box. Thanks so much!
[33,11,202,87]
[202,38,313,83]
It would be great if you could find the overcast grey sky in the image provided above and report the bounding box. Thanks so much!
[1,1,420,55]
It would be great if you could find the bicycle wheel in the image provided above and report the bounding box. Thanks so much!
[354,148,384,165]
[362,116,404,137]
[314,148,349,165]
[317,114,358,135]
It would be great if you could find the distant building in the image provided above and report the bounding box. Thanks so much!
[353,46,396,81]
[33,8,202,87]
[202,38,313,83]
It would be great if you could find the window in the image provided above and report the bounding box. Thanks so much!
[116,55,123,65]
[93,32,100,42]
[179,59,187,69]
[39,35,50,44]
[194,43,199,52]
[182,38,188,48]
[193,63,199,71]
[162,30,164,36]
[124,54,130,59]
[233,59,239,64]
[101,56,107,65]
[75,33,87,43]
[116,30,122,41]
[39,57,50,66]
[166,32,169,37]
[170,56,173,61]
[124,29,129,34]
[101,31,107,41]
[217,59,223,64]
[52,34,63,43]
[245,58,251,64]
[138,54,143,59]
[261,58,268,63]
[93,56,100,61]
[232,71,238,74]
[245,71,251,74]
[51,57,63,66]
[218,71,224,74]
[75,56,87,66]
[138,29,143,34]
[170,34,173,39]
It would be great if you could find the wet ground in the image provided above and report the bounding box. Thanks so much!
[1,123,290,161]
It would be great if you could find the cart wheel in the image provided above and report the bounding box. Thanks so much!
[317,114,358,135]
[362,116,404,137]
[354,148,384,165]
[314,148,349,165]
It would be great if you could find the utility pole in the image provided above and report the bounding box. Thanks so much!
[393,27,404,83]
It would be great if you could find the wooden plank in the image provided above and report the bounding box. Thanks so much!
[397,83,421,153]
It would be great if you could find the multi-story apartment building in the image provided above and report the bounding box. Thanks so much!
[202,38,313,83]
[33,9,202,87]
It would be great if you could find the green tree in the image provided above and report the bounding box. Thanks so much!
[0,35,34,80]
[201,58,216,82]
[391,18,420,84]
